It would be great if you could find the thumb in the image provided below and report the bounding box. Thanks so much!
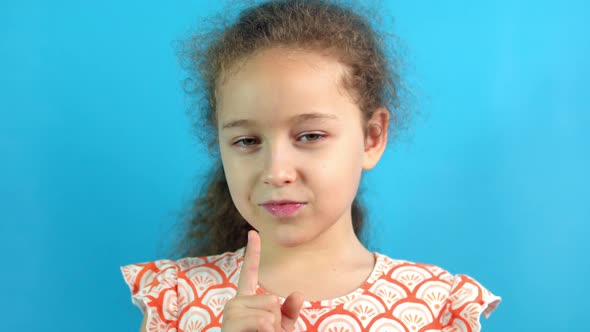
[280,291,305,331]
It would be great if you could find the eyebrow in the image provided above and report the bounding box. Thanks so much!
[221,112,338,130]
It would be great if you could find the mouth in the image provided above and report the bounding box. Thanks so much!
[260,202,306,218]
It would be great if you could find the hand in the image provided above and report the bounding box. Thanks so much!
[221,230,304,332]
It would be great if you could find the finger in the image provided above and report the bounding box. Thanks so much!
[260,322,275,332]
[281,291,305,331]
[224,309,276,332]
[232,294,279,312]
[237,230,261,296]
[236,294,282,331]
[247,311,276,332]
[273,296,282,332]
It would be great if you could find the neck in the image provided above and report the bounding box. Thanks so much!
[258,214,372,274]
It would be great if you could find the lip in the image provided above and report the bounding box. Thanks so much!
[260,200,304,205]
[260,200,306,218]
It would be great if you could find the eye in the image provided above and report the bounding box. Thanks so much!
[231,133,326,149]
[298,132,327,143]
[232,137,258,148]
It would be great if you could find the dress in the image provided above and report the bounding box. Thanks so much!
[121,248,501,332]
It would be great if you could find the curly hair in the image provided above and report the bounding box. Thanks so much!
[167,0,415,258]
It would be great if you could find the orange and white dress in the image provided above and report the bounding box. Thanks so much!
[121,248,501,332]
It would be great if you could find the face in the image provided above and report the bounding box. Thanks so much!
[216,47,387,248]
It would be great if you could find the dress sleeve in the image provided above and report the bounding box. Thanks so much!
[440,274,502,332]
[120,260,179,332]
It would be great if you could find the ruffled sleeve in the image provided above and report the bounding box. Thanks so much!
[440,274,502,332]
[120,260,179,332]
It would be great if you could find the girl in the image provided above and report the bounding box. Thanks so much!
[121,0,501,331]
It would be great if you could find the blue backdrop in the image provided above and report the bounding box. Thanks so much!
[2,0,588,331]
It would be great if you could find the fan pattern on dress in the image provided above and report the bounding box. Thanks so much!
[121,249,500,332]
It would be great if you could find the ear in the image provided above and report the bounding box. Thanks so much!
[362,107,389,170]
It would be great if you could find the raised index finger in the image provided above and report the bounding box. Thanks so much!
[237,230,261,296]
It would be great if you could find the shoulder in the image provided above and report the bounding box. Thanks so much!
[375,252,456,286]
[120,248,246,330]
[177,247,245,277]
[373,253,502,329]
[121,248,246,295]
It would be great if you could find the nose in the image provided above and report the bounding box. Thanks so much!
[262,138,297,186]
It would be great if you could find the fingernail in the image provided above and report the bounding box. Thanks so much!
[247,231,252,242]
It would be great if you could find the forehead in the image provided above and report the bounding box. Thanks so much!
[216,48,356,127]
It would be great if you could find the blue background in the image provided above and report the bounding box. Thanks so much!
[2,0,588,331]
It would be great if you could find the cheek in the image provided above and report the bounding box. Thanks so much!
[220,153,248,201]
[223,164,255,222]
[312,144,363,198]
[317,137,364,178]
[220,146,243,181]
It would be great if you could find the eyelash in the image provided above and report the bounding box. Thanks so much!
[232,133,327,148]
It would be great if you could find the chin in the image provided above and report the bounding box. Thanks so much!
[266,226,312,248]
[276,238,306,248]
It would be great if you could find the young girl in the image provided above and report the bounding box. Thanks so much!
[121,0,501,331]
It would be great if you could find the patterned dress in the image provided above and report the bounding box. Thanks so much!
[121,248,501,331]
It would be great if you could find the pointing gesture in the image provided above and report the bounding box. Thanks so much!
[236,230,263,296]
[222,230,305,332]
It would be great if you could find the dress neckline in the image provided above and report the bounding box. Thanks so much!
[235,248,386,309]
